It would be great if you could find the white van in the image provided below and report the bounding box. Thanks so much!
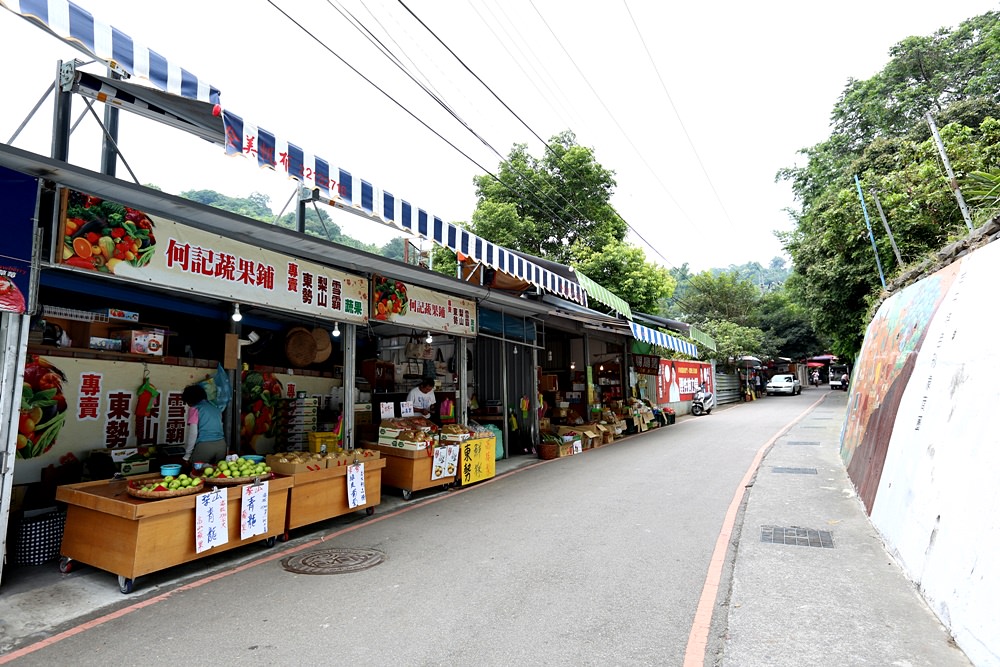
[829,364,849,389]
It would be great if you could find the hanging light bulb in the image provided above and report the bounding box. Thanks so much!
[513,345,518,355]
[231,303,243,322]
[570,360,576,370]
[331,322,341,338]
[547,350,553,362]
[425,331,433,344]
[599,363,604,371]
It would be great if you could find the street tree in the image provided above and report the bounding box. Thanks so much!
[573,240,675,315]
[472,131,625,264]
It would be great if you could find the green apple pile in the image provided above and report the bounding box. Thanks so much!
[202,457,271,480]
[140,474,203,493]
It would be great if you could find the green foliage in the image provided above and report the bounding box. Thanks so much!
[696,319,767,368]
[472,130,624,264]
[573,240,675,315]
[678,271,761,327]
[778,10,1000,359]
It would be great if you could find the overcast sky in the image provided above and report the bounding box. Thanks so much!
[2,0,998,273]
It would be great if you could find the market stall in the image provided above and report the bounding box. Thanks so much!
[55,473,293,593]
[270,451,386,539]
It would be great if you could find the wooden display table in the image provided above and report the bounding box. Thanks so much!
[366,443,456,500]
[55,475,292,593]
[283,457,386,538]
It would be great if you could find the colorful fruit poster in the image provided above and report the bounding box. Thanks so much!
[0,166,40,314]
[370,274,476,336]
[58,188,368,324]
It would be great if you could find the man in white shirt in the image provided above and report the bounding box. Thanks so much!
[406,379,437,417]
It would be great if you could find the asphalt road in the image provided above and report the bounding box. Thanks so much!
[1,390,902,666]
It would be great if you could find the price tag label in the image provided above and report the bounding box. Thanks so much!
[400,401,414,417]
[380,402,396,420]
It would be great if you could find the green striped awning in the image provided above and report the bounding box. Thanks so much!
[575,270,633,319]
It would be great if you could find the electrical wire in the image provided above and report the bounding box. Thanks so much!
[302,0,598,249]
[395,0,685,270]
[622,0,735,229]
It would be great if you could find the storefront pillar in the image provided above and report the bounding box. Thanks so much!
[0,312,31,584]
[342,323,357,450]
[456,336,468,426]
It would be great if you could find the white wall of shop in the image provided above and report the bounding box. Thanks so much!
[14,358,339,484]
[845,240,1000,666]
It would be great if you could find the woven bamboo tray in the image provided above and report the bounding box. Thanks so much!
[126,478,205,500]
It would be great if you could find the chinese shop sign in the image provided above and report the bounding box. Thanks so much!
[58,188,368,323]
[632,354,661,376]
[371,274,476,336]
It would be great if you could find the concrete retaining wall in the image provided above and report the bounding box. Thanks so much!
[844,232,1000,666]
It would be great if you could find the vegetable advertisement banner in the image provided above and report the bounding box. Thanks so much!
[58,189,368,323]
[371,274,476,336]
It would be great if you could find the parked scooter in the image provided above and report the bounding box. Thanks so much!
[691,384,715,416]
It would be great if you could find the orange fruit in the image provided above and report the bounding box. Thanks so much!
[72,237,92,258]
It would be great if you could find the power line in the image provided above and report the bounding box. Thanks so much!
[394,0,682,270]
[622,0,736,229]
[525,0,697,230]
[267,0,594,261]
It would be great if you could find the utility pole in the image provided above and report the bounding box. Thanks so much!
[854,175,887,290]
[870,190,903,266]
[926,112,974,233]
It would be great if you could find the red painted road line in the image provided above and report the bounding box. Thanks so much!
[0,461,549,663]
[682,393,829,666]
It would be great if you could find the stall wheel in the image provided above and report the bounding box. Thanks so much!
[58,557,74,574]
[401,489,413,501]
[278,532,290,543]
[118,575,135,594]
[365,507,375,516]
[263,536,277,548]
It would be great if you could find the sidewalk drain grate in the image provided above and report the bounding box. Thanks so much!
[281,547,387,575]
[787,441,820,446]
[760,525,834,548]
[771,467,818,474]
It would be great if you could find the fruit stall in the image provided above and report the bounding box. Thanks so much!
[270,450,386,539]
[55,472,293,593]
[365,418,472,499]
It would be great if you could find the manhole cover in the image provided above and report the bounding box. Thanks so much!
[771,466,818,474]
[760,525,834,548]
[281,547,387,575]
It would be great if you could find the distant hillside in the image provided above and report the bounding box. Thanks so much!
[179,189,407,261]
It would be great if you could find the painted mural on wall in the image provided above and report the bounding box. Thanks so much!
[846,240,1000,667]
[841,260,960,512]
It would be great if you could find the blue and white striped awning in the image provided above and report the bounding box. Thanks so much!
[221,110,587,305]
[1,0,220,104]
[629,321,699,358]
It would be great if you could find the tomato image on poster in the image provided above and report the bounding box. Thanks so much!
[18,356,69,459]
[241,370,283,453]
